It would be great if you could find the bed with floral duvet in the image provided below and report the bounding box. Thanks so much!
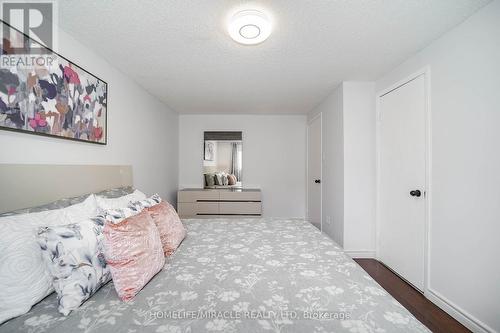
[1,217,429,333]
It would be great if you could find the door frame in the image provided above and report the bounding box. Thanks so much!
[306,112,323,231]
[375,66,432,294]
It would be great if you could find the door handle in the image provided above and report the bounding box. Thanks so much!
[410,190,422,197]
[314,179,321,184]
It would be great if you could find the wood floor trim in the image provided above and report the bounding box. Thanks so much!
[354,259,471,333]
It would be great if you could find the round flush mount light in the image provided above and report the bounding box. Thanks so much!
[228,9,272,45]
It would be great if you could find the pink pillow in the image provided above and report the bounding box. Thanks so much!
[103,210,165,301]
[146,201,186,256]
[228,174,237,185]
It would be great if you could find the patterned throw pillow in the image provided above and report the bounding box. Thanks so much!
[103,210,165,301]
[37,215,111,315]
[146,201,187,256]
[214,173,223,186]
[130,194,162,210]
[104,206,142,224]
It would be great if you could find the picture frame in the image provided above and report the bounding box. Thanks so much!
[0,20,108,145]
[204,141,215,161]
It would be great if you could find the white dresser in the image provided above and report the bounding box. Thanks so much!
[177,188,262,218]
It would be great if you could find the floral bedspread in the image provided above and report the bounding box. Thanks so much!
[0,218,429,333]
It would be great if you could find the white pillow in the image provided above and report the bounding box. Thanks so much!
[65,194,99,223]
[95,189,147,211]
[0,195,98,324]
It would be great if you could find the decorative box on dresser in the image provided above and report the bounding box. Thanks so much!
[177,188,262,218]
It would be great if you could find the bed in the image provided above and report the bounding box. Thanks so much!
[0,216,429,333]
[0,164,428,332]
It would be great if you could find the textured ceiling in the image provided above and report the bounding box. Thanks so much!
[57,0,490,114]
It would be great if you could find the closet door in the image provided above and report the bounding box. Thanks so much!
[378,74,426,291]
[307,114,322,230]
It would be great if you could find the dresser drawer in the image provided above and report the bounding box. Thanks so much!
[196,202,219,214]
[219,202,261,215]
[178,190,219,203]
[178,202,219,217]
[219,190,261,201]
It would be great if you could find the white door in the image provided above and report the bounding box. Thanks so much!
[378,74,426,291]
[307,114,322,230]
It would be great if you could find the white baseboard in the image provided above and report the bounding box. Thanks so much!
[345,250,376,259]
[425,288,496,333]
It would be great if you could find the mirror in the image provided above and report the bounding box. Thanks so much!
[203,131,242,188]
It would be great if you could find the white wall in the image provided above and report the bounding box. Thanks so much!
[308,82,376,254]
[0,28,179,203]
[179,114,307,218]
[342,82,376,253]
[309,86,344,245]
[376,1,500,331]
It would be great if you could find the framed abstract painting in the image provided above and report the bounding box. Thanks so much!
[0,20,107,144]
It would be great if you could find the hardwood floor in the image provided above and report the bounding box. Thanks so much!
[354,259,470,333]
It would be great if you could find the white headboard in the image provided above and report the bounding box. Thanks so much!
[0,164,133,213]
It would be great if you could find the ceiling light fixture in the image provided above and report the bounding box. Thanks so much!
[228,9,272,45]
